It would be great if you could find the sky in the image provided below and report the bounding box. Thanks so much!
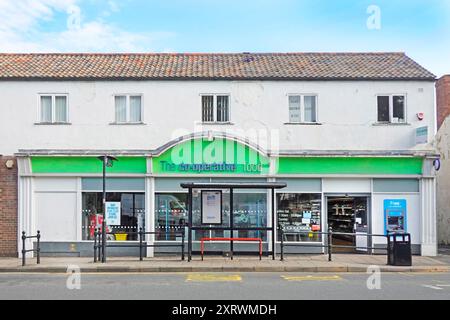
[0,0,449,76]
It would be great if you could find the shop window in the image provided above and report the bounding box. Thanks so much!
[232,193,267,241]
[277,193,322,242]
[377,95,406,123]
[191,191,226,240]
[38,94,68,123]
[82,192,145,241]
[373,179,419,193]
[155,193,188,241]
[191,192,267,241]
[288,95,318,123]
[155,192,267,241]
[82,178,145,191]
[114,95,142,123]
[201,95,230,123]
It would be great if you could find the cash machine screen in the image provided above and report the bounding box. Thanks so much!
[387,214,405,232]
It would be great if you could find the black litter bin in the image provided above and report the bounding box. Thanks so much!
[387,232,412,266]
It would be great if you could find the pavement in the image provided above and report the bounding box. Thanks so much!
[1,254,449,273]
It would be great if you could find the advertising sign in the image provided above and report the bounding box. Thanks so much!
[105,202,121,226]
[384,199,407,234]
[415,126,428,145]
[201,191,222,225]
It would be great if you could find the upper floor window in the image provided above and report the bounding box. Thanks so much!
[201,95,230,123]
[288,95,317,123]
[39,94,68,123]
[377,95,406,124]
[114,95,142,123]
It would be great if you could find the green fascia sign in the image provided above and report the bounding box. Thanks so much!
[152,138,270,175]
[31,157,147,174]
[276,157,423,175]
[29,141,423,176]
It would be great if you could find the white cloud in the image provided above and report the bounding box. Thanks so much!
[0,0,174,52]
[108,0,120,13]
[43,21,174,52]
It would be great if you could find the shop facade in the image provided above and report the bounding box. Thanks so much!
[0,52,439,257]
[16,135,438,257]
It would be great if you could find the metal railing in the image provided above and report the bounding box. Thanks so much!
[94,227,185,263]
[21,231,41,267]
[279,227,389,262]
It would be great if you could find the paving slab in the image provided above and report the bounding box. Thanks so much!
[0,255,448,273]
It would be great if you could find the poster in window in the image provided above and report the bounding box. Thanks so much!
[105,202,121,226]
[201,191,222,225]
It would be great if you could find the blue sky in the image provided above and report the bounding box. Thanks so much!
[0,0,449,75]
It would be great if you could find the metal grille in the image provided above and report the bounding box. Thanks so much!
[202,95,214,122]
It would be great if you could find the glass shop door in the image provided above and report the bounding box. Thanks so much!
[327,196,370,253]
[354,197,370,253]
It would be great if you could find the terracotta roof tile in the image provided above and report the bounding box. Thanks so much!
[0,52,435,80]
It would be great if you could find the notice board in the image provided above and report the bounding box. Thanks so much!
[201,191,222,225]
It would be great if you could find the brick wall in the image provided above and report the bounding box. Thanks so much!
[437,75,450,130]
[0,156,18,257]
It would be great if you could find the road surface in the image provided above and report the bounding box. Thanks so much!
[0,272,449,300]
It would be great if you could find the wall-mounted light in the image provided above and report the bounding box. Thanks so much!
[5,160,14,169]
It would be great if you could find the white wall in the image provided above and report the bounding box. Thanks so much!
[34,178,79,241]
[0,80,436,155]
[323,178,371,193]
[372,193,421,245]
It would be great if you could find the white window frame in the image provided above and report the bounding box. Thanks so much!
[200,94,231,123]
[376,94,407,124]
[287,94,319,124]
[113,94,144,124]
[37,94,69,123]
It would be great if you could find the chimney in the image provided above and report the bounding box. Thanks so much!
[437,75,450,130]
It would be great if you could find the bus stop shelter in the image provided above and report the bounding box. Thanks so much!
[180,182,287,262]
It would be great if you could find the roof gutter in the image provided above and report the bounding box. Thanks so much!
[15,149,440,158]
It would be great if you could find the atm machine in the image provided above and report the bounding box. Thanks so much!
[384,199,407,234]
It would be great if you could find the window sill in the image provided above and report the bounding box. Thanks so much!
[284,122,322,126]
[34,122,71,125]
[372,122,410,126]
[109,122,147,126]
[198,122,234,126]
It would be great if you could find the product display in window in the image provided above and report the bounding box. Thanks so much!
[82,192,145,241]
[277,193,322,242]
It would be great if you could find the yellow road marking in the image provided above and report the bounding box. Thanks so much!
[281,275,342,281]
[186,274,242,282]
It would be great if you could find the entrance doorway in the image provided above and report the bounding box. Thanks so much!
[327,196,369,253]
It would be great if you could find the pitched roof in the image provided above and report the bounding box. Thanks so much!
[0,52,435,81]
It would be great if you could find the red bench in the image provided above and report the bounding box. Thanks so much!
[200,237,263,260]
